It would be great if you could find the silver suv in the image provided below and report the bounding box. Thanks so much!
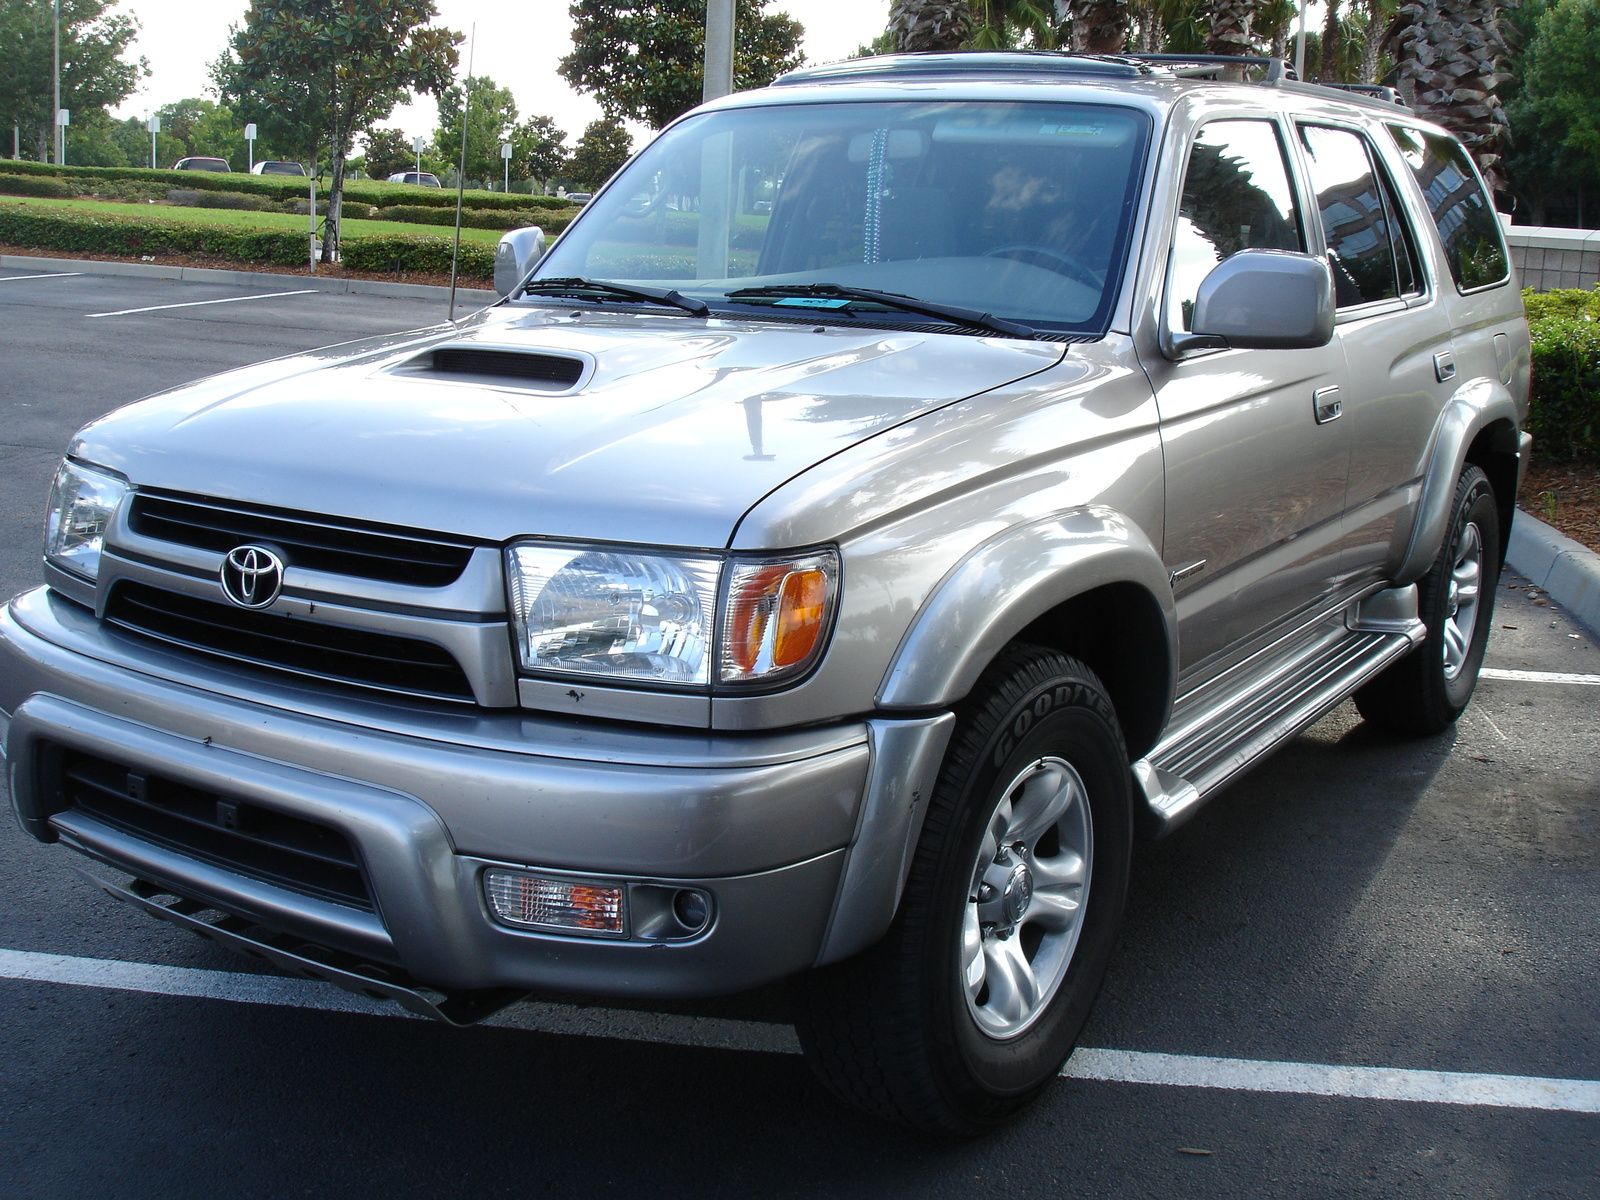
[1,54,1530,1133]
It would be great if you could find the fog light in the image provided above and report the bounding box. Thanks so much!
[484,869,626,937]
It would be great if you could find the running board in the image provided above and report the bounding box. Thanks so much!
[1135,586,1426,836]
[77,869,526,1026]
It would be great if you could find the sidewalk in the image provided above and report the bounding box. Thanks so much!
[1507,510,1600,637]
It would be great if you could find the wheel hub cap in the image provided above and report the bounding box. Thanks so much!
[961,756,1093,1040]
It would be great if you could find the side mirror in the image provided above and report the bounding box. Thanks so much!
[1168,249,1335,358]
[494,226,547,298]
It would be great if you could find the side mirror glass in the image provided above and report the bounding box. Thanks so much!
[494,226,547,298]
[1168,249,1335,357]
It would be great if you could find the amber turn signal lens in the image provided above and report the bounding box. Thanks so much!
[725,563,789,674]
[773,568,828,667]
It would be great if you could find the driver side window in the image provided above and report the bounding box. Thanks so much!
[1168,120,1305,332]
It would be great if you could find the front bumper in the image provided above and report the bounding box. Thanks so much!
[1,588,953,1000]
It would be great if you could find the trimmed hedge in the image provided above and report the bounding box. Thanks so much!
[166,188,280,212]
[379,204,575,234]
[1525,287,1600,462]
[0,205,306,265]
[0,173,73,199]
[0,203,493,280]
[0,158,575,213]
[341,234,493,280]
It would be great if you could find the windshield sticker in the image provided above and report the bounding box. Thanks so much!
[773,297,855,309]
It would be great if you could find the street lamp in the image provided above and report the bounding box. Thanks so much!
[412,134,425,178]
[245,122,257,170]
[501,141,512,193]
[147,115,160,169]
[52,0,61,165]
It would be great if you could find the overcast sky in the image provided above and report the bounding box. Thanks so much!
[110,1,892,145]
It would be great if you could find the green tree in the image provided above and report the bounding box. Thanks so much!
[211,48,326,172]
[1505,0,1600,224]
[217,0,459,262]
[566,117,633,190]
[560,0,804,130]
[363,126,416,180]
[510,115,568,193]
[0,0,146,162]
[433,74,518,185]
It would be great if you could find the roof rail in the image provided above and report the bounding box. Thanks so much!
[773,52,1153,87]
[1115,53,1295,83]
[1321,82,1408,107]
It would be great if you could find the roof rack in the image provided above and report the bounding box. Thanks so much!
[1113,53,1295,82]
[1321,82,1407,107]
[773,52,1152,86]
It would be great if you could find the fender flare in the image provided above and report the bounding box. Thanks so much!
[876,506,1177,722]
[1395,379,1523,585]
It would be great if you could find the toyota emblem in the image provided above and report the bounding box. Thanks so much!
[219,544,285,609]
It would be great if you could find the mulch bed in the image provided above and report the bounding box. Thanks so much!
[1520,462,1600,554]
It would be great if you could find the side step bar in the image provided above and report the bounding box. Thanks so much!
[1135,587,1427,836]
[78,869,526,1027]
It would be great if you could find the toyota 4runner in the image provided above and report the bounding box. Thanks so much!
[1,53,1531,1133]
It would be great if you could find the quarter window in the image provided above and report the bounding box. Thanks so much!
[1387,125,1509,291]
[1168,120,1304,332]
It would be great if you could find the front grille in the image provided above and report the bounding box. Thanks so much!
[54,748,373,910]
[106,582,477,704]
[128,491,475,587]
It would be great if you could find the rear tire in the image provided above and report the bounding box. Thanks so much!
[1356,465,1500,735]
[793,645,1132,1135]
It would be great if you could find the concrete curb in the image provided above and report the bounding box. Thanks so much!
[0,253,497,305]
[1507,509,1600,636]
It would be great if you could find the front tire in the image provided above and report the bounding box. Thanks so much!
[1356,464,1501,734]
[794,645,1132,1135]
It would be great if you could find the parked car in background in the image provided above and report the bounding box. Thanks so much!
[251,161,306,176]
[386,171,441,187]
[172,157,230,172]
[563,191,592,204]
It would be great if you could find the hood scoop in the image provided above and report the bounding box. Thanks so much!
[404,344,590,392]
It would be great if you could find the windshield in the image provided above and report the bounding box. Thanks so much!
[532,99,1151,334]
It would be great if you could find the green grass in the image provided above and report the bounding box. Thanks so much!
[0,194,504,245]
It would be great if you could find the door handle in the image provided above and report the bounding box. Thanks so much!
[1313,385,1342,424]
[1434,351,1456,382]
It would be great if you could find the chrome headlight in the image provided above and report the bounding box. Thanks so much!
[44,460,128,581]
[506,545,721,686]
[505,543,840,689]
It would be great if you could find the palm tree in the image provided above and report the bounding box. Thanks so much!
[889,0,975,51]
[1387,0,1512,190]
[1205,0,1262,65]
[1068,1,1132,52]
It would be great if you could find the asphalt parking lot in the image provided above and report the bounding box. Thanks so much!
[1,265,1596,1198]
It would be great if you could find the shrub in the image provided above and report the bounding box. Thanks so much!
[1528,313,1600,462]
[376,204,575,234]
[166,188,280,212]
[340,234,494,280]
[1523,285,1600,323]
[0,174,73,199]
[0,204,306,265]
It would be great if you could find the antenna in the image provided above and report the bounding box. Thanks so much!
[448,23,476,320]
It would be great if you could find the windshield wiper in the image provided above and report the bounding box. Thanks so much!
[521,276,709,317]
[725,283,1036,339]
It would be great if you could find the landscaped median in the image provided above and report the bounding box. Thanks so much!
[0,197,498,282]
[0,158,582,282]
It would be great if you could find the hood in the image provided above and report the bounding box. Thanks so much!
[73,305,1064,548]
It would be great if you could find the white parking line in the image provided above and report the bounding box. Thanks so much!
[86,289,318,318]
[1481,667,1600,686]
[0,271,83,283]
[3,947,1596,1114]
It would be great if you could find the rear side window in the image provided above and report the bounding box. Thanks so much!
[1387,125,1508,292]
[1168,120,1305,332]
[1297,124,1418,307]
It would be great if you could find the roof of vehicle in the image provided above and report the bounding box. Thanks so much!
[731,52,1416,122]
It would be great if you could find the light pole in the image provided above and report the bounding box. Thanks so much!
[412,134,425,178]
[703,0,735,103]
[147,115,160,169]
[245,122,257,170]
[1295,0,1308,80]
[52,0,61,165]
[501,141,512,193]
